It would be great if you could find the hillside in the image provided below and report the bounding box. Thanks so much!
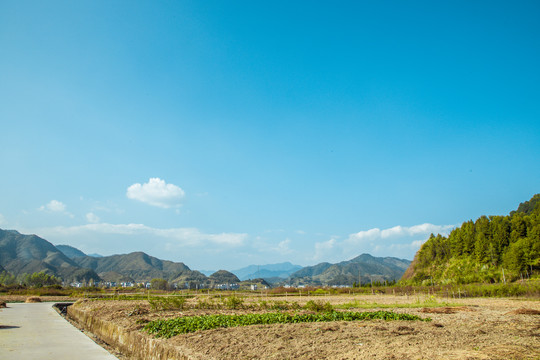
[208,270,240,284]
[72,252,199,283]
[56,244,87,259]
[290,262,333,278]
[170,269,208,287]
[0,229,100,283]
[403,194,540,284]
[288,254,410,286]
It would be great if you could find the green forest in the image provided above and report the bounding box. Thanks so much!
[407,194,540,285]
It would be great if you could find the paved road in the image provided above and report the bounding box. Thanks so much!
[0,302,118,360]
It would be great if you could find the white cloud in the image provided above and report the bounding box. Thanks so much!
[374,239,428,254]
[0,213,6,226]
[347,227,382,243]
[411,239,426,248]
[381,223,455,238]
[313,238,338,261]
[39,200,66,212]
[38,200,74,218]
[126,178,185,208]
[308,223,457,263]
[274,239,293,255]
[37,222,247,247]
[86,212,100,224]
[347,223,455,244]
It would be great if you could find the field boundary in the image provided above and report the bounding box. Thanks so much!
[67,302,212,360]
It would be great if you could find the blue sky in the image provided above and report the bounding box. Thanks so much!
[1,1,539,270]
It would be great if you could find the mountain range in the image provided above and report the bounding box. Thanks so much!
[0,228,411,286]
[287,254,411,286]
[0,229,100,283]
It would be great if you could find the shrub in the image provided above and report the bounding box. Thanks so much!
[195,297,217,309]
[148,296,186,311]
[270,300,290,310]
[312,288,327,295]
[304,300,333,312]
[150,278,168,291]
[222,295,244,309]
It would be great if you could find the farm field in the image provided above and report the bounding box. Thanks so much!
[69,293,540,360]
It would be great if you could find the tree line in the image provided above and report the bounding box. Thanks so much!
[0,271,61,288]
[410,194,539,284]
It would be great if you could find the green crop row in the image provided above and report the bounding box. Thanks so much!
[143,310,429,338]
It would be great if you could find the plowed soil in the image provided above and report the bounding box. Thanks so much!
[72,295,540,360]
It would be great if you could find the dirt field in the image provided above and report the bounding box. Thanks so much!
[71,294,540,359]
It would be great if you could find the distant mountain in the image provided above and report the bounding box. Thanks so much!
[232,262,303,281]
[288,254,411,286]
[0,228,414,289]
[0,228,210,285]
[56,244,86,259]
[289,262,332,278]
[87,253,103,258]
[72,252,198,283]
[0,229,100,283]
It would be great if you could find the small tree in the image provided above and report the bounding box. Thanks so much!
[0,271,17,285]
[151,278,168,290]
[22,272,61,288]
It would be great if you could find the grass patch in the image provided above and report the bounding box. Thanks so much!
[144,311,430,338]
[335,297,459,310]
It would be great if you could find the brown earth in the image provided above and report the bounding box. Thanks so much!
[25,296,42,303]
[0,295,78,303]
[70,294,540,359]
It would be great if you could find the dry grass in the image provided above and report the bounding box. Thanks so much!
[25,296,42,303]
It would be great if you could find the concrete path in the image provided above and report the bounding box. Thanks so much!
[0,302,118,360]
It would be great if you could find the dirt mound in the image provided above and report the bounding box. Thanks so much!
[25,296,42,303]
[507,308,540,315]
[420,306,473,314]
